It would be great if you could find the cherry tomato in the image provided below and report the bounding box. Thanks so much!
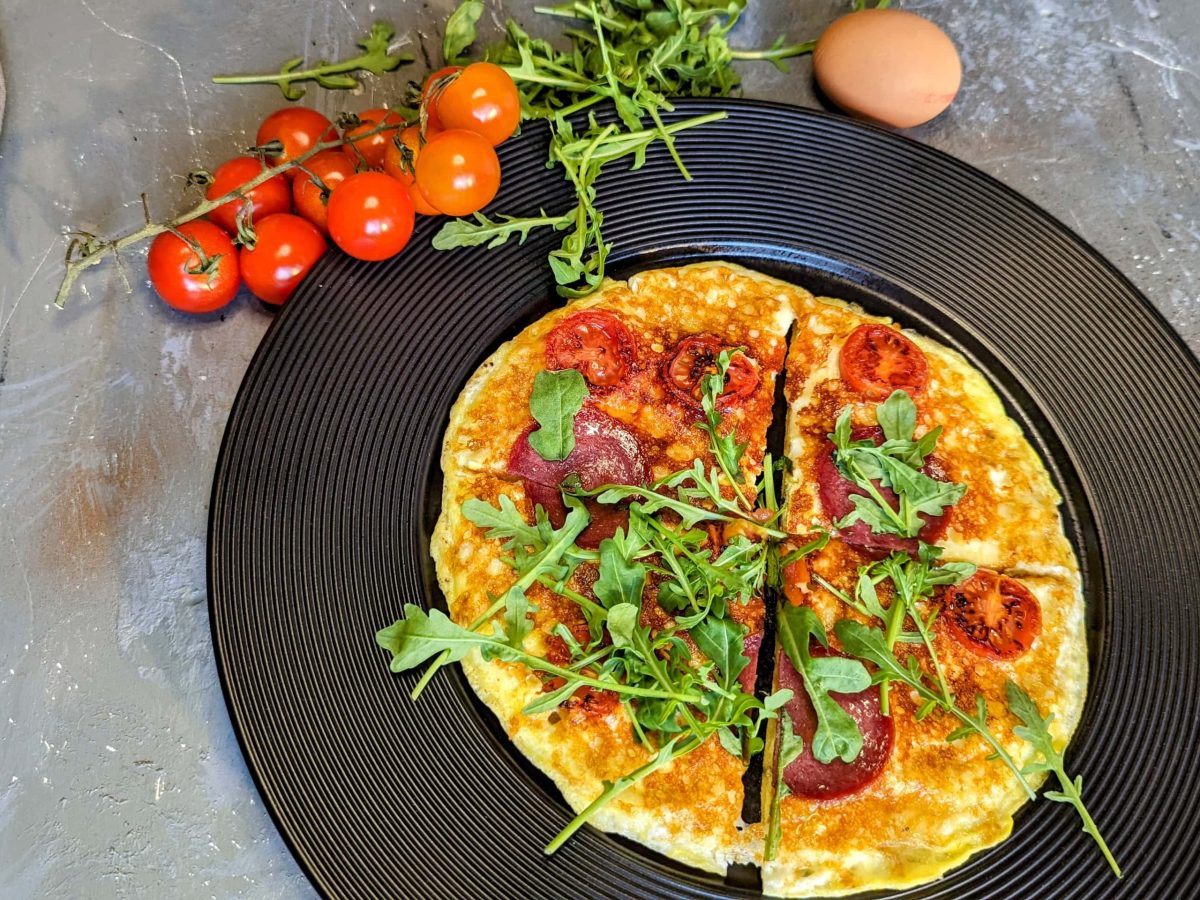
[435,62,521,146]
[205,156,292,237]
[256,107,338,176]
[382,126,443,216]
[238,213,327,305]
[326,172,415,261]
[840,323,929,400]
[545,311,635,387]
[942,570,1042,660]
[146,221,240,314]
[292,151,356,233]
[415,129,501,217]
[663,335,760,406]
[341,107,406,169]
[422,65,462,134]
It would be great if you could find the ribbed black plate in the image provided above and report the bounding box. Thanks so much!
[209,100,1200,899]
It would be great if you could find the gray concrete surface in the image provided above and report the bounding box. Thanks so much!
[0,0,1196,897]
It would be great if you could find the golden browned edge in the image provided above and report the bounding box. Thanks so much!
[432,262,809,874]
[759,294,1087,898]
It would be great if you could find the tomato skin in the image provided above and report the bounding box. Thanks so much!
[435,62,521,146]
[205,156,292,237]
[326,172,415,261]
[415,129,501,217]
[146,221,240,314]
[663,335,760,406]
[255,107,338,176]
[422,65,462,134]
[292,151,357,233]
[840,323,929,400]
[382,126,443,216]
[238,213,327,305]
[341,107,405,169]
[545,311,636,387]
[942,570,1042,660]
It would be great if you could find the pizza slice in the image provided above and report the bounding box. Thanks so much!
[760,295,1088,896]
[383,263,810,874]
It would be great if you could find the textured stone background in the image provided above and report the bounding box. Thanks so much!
[0,1,1196,897]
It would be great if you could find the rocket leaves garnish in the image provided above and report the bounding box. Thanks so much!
[764,712,804,861]
[1005,681,1122,877]
[777,604,871,765]
[433,0,820,296]
[527,368,589,461]
[834,619,1036,801]
[830,390,966,538]
[698,349,752,509]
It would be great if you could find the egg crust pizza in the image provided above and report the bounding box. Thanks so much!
[376,262,1103,895]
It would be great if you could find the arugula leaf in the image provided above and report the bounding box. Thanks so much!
[527,369,589,461]
[697,349,751,508]
[689,615,749,692]
[777,605,870,765]
[830,391,967,539]
[835,619,1036,800]
[605,603,641,649]
[1005,681,1122,876]
[593,529,648,609]
[764,712,805,861]
[212,21,412,100]
[876,389,916,442]
[443,0,484,65]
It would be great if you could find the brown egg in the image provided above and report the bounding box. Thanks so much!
[814,9,962,129]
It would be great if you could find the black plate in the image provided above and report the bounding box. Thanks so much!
[208,100,1200,899]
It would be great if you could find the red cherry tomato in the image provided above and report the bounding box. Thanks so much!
[205,156,292,237]
[341,107,406,169]
[382,126,443,216]
[255,107,338,176]
[292,151,356,234]
[435,62,521,146]
[422,65,462,134]
[415,129,501,217]
[663,335,761,406]
[146,221,240,314]
[840,323,929,400]
[238,213,327,305]
[326,172,415,261]
[942,570,1042,660]
[545,311,636,387]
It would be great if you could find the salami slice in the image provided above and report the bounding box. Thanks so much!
[508,406,649,549]
[776,646,893,800]
[816,424,950,555]
[739,631,763,696]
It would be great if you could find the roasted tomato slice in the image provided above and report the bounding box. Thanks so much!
[546,311,635,387]
[942,570,1042,660]
[840,324,929,400]
[664,335,760,406]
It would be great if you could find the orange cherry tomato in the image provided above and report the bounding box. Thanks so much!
[942,570,1042,661]
[292,151,357,233]
[205,156,292,237]
[341,107,406,169]
[382,126,443,216]
[435,62,521,146]
[840,324,929,400]
[146,221,240,314]
[422,65,462,134]
[414,129,500,217]
[255,107,338,177]
[239,213,327,305]
[326,172,415,261]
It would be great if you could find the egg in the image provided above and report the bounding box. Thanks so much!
[813,9,962,129]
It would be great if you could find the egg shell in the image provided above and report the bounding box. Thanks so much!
[814,9,962,129]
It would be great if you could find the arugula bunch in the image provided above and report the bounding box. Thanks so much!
[830,390,966,539]
[434,0,818,296]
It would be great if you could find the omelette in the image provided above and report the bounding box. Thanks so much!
[377,262,1096,895]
